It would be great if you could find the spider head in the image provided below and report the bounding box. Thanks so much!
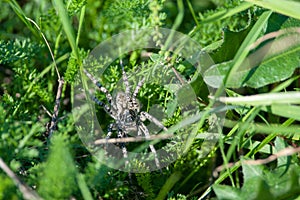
[115,92,140,112]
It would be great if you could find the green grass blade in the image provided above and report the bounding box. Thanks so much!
[261,105,300,121]
[164,0,184,50]
[76,173,93,200]
[218,92,300,105]
[6,0,39,37]
[224,119,300,137]
[187,0,199,26]
[76,5,86,46]
[52,0,80,62]
[246,0,300,20]
[155,172,182,200]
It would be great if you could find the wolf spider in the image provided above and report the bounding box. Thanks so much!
[84,61,167,170]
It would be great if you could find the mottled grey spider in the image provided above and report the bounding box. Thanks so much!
[84,61,167,169]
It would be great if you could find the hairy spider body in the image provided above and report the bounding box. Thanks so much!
[84,64,167,170]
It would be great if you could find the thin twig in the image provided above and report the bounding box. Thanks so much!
[0,157,42,200]
[26,17,64,138]
[213,146,300,177]
[40,105,52,117]
[171,65,185,85]
[249,27,300,50]
[94,133,175,145]
[48,78,65,138]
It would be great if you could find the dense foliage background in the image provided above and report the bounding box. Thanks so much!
[1,0,300,199]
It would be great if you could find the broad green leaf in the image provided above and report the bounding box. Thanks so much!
[265,164,300,199]
[204,31,300,88]
[246,0,300,20]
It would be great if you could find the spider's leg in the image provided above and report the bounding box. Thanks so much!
[117,128,130,168]
[140,111,167,131]
[133,77,145,98]
[117,129,133,183]
[104,123,116,155]
[139,123,161,170]
[120,60,131,97]
[92,96,117,120]
[132,77,145,108]
[137,125,143,136]
[84,69,116,110]
[106,123,115,139]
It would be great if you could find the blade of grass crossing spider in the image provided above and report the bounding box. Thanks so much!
[71,4,86,108]
[246,0,300,20]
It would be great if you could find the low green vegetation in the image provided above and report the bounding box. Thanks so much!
[1,0,300,199]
